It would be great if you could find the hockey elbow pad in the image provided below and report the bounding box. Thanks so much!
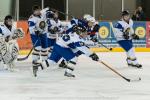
[68,43,76,49]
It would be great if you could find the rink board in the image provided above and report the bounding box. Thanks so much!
[19,47,150,55]
[16,21,150,54]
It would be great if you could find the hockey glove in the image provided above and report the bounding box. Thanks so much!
[132,34,139,40]
[123,33,129,40]
[72,25,79,32]
[123,28,130,40]
[89,53,99,61]
[92,24,100,32]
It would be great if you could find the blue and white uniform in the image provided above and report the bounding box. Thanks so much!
[0,24,16,38]
[46,18,63,49]
[42,33,78,76]
[28,8,48,63]
[66,18,94,57]
[114,19,139,65]
[28,15,47,49]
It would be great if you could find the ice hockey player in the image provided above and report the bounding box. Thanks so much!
[0,15,24,71]
[46,11,64,57]
[28,5,48,75]
[59,14,100,68]
[114,10,142,68]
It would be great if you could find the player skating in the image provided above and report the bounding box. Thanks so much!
[59,14,100,68]
[28,5,50,74]
[114,10,142,68]
[46,10,64,58]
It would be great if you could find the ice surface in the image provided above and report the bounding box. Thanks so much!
[0,52,150,100]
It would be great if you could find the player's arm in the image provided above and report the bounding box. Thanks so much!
[74,39,99,61]
[70,18,79,32]
[129,21,139,40]
[28,19,38,35]
[114,22,127,39]
[57,20,65,34]
[47,20,59,34]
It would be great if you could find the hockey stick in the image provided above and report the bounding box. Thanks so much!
[17,39,39,61]
[50,8,74,18]
[98,60,141,82]
[97,41,113,51]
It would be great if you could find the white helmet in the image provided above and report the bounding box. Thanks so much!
[88,17,95,23]
[83,14,92,21]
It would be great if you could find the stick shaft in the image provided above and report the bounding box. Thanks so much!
[99,60,130,82]
[17,39,39,61]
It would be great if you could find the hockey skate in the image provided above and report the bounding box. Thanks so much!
[126,58,142,68]
[32,61,42,77]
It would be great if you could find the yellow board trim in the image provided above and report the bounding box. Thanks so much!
[19,48,150,55]
[90,47,150,52]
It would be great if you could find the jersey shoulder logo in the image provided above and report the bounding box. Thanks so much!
[62,34,70,42]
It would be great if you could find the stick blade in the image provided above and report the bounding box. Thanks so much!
[125,77,141,82]
[17,57,28,61]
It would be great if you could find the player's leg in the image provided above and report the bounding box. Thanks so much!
[0,37,14,70]
[30,34,42,76]
[47,38,56,57]
[126,47,142,68]
[39,43,77,77]
[54,44,77,77]
[35,43,63,77]
[118,40,142,68]
[40,33,48,61]
[7,41,19,71]
[59,49,83,68]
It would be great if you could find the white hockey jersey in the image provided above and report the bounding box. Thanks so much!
[114,19,134,41]
[47,19,63,39]
[56,32,92,56]
[0,24,16,38]
[28,15,47,35]
[28,8,49,34]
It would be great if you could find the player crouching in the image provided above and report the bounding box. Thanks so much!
[0,15,24,71]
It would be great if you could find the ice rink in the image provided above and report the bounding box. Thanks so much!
[0,52,150,100]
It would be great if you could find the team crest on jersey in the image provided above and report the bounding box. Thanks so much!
[39,21,46,30]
